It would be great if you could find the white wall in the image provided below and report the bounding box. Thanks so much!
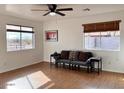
[0,14,43,73]
[43,10,124,73]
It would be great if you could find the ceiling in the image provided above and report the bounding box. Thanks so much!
[0,4,124,22]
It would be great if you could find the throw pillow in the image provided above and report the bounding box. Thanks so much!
[69,51,79,61]
[78,52,88,62]
[61,51,70,59]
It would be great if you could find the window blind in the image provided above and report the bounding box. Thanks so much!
[82,20,121,33]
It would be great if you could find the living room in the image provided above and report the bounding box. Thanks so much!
[0,2,123,92]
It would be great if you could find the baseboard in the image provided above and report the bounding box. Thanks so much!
[0,60,43,74]
[43,61,50,63]
[102,69,124,74]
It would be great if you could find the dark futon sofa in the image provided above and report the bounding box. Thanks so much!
[53,50,94,72]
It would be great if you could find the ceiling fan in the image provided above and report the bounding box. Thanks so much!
[31,4,73,16]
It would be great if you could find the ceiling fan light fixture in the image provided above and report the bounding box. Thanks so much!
[49,12,56,16]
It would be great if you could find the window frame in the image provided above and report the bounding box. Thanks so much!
[6,24,35,52]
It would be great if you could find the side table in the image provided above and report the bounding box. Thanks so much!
[50,54,55,67]
[90,57,102,74]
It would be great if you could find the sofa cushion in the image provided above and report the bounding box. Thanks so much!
[57,59,70,63]
[78,52,92,62]
[71,61,87,65]
[69,51,79,61]
[60,51,70,59]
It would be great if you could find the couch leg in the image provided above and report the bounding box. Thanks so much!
[72,64,74,70]
[74,65,76,70]
[63,63,65,68]
[87,65,90,73]
[91,66,93,72]
[78,65,80,70]
[55,62,58,68]
[70,64,73,69]
[69,64,71,69]
[72,64,76,70]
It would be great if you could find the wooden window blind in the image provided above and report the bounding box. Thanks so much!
[82,20,121,33]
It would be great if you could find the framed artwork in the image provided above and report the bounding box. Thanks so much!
[45,30,58,42]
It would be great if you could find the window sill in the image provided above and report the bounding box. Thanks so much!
[7,48,35,52]
[84,48,120,52]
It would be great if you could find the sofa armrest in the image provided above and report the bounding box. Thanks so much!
[86,57,95,64]
[86,57,102,66]
[52,53,61,60]
[87,57,102,62]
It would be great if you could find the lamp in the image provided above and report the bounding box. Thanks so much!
[49,12,56,16]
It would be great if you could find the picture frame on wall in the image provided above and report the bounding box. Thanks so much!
[45,30,58,42]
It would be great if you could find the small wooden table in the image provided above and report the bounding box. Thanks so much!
[50,54,55,67]
[90,57,102,74]
[50,53,60,67]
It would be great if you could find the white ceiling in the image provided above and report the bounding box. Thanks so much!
[0,4,124,22]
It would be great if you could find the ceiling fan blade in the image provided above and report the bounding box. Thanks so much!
[43,11,51,16]
[55,11,65,16]
[56,8,73,11]
[31,9,49,11]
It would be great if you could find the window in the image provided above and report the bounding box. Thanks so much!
[83,20,121,51]
[6,24,35,51]
[84,31,120,50]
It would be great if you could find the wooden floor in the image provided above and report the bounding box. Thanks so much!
[0,62,124,89]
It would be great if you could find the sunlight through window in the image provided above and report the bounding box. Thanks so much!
[7,71,53,89]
